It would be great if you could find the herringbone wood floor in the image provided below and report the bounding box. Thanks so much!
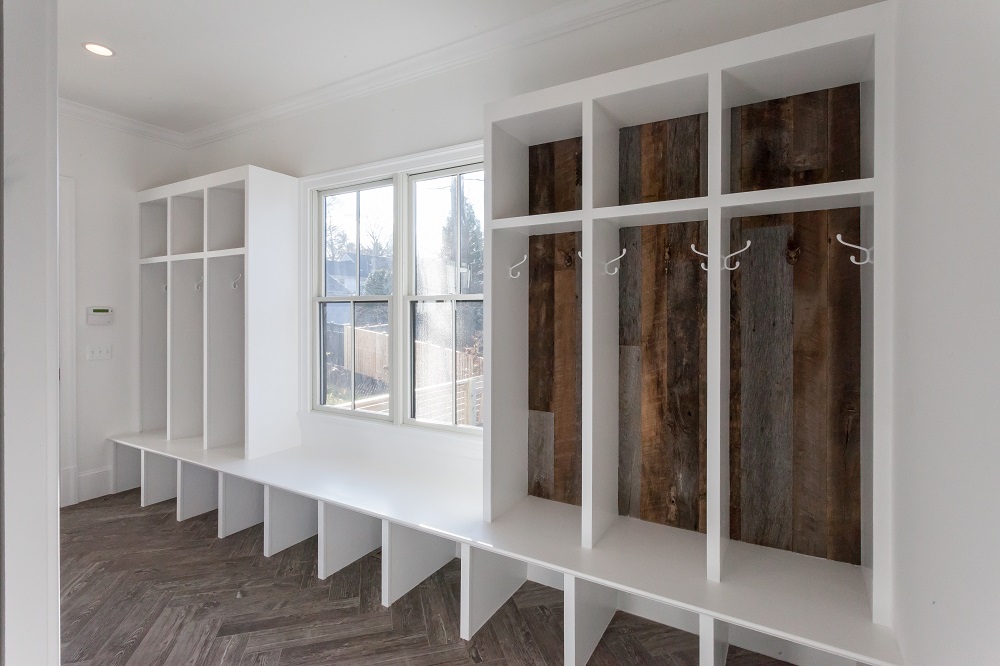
[61,491,790,665]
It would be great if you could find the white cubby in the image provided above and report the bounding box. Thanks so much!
[263,485,318,557]
[218,473,264,538]
[592,74,709,209]
[176,461,218,521]
[490,103,582,220]
[381,521,456,607]
[169,191,205,255]
[140,198,168,259]
[317,502,381,581]
[131,165,299,458]
[140,450,176,507]
[207,181,245,251]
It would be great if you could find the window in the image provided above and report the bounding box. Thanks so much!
[309,145,484,434]
[408,168,485,428]
[318,181,394,416]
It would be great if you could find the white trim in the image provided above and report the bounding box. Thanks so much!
[58,98,188,148]
[77,467,114,503]
[59,176,79,507]
[301,143,485,439]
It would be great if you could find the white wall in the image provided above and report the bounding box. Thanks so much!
[59,115,188,500]
[892,1,1000,664]
[4,0,62,661]
[187,0,876,177]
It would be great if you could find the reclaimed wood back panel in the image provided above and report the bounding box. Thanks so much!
[528,138,582,215]
[528,232,582,506]
[616,112,709,532]
[729,84,862,564]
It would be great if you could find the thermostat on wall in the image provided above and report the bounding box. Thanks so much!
[87,306,114,325]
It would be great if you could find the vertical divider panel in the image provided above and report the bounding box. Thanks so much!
[381,521,455,607]
[218,473,264,538]
[699,614,730,666]
[317,502,381,580]
[459,543,528,640]
[564,573,617,666]
[483,228,530,521]
[206,254,246,449]
[176,461,218,521]
[141,450,177,507]
[263,486,318,557]
[706,70,730,582]
[113,443,141,492]
[582,219,620,548]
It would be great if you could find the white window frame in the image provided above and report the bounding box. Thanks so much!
[300,142,484,436]
[403,164,486,434]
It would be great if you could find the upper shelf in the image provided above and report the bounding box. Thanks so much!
[721,178,874,217]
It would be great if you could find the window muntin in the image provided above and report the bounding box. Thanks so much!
[318,181,393,416]
[408,167,485,428]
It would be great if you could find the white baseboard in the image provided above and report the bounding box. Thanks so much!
[59,466,79,507]
[77,466,113,502]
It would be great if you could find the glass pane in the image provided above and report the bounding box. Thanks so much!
[320,302,352,408]
[459,171,485,295]
[414,175,458,295]
[455,301,484,427]
[412,301,454,424]
[323,192,357,297]
[354,302,391,414]
[359,185,394,295]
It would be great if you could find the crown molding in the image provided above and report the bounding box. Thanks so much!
[61,0,667,150]
[58,98,188,148]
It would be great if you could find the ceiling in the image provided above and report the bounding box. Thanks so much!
[58,0,586,134]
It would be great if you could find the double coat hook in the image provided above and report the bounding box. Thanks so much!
[836,234,873,265]
[604,248,627,275]
[689,241,752,271]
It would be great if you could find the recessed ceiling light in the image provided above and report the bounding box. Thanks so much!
[83,43,114,57]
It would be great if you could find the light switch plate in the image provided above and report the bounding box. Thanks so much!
[86,343,113,361]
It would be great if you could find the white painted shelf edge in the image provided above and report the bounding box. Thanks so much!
[109,431,901,666]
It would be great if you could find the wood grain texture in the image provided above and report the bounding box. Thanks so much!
[619,222,706,531]
[738,223,795,550]
[619,113,707,205]
[730,214,863,562]
[826,209,863,563]
[61,490,791,665]
[732,84,861,193]
[528,232,581,507]
[528,138,581,215]
[729,84,863,565]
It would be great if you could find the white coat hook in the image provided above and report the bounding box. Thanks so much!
[690,244,709,272]
[577,251,583,260]
[836,234,872,265]
[232,273,242,289]
[604,248,627,276]
[195,276,204,291]
[723,240,752,271]
[162,283,168,292]
[508,255,528,279]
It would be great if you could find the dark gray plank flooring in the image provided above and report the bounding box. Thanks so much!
[62,490,789,665]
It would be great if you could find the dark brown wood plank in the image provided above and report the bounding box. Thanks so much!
[828,84,863,181]
[619,125,642,205]
[639,224,670,523]
[739,223,794,550]
[729,218,744,541]
[618,345,641,518]
[790,90,829,185]
[528,137,581,215]
[528,143,554,215]
[552,232,582,506]
[827,209,862,564]
[791,211,831,559]
[663,221,706,531]
[664,115,703,200]
[738,98,792,192]
[553,137,582,213]
[527,235,554,414]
